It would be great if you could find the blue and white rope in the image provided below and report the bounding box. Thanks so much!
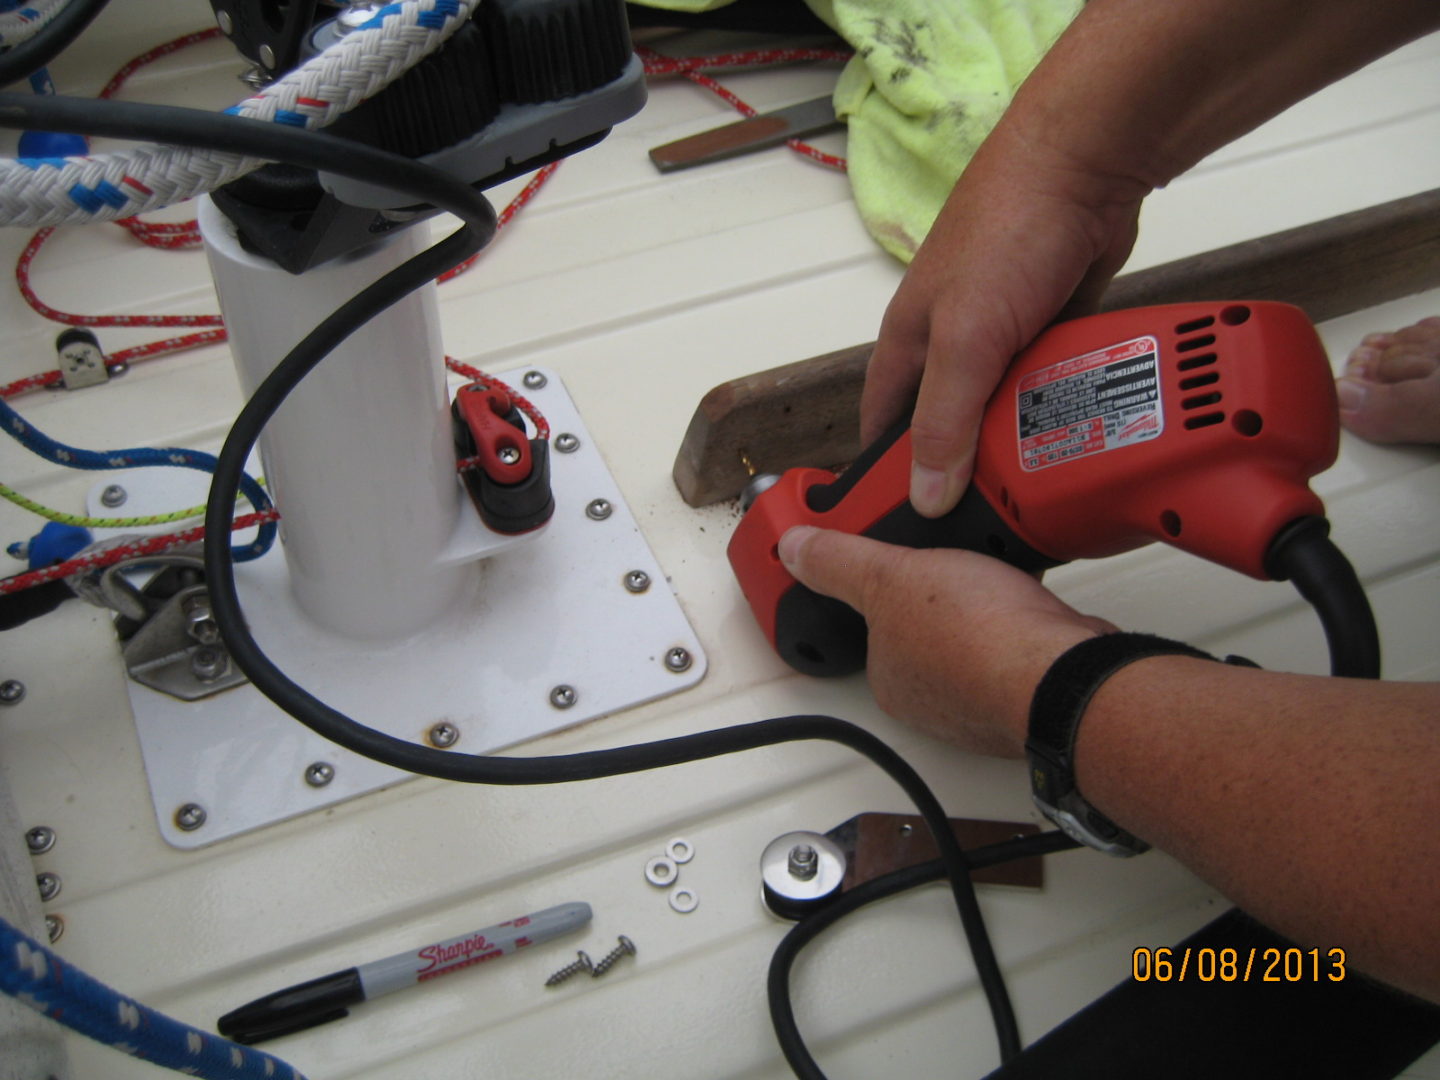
[0,0,66,48]
[0,395,277,561]
[0,0,476,226]
[1,915,307,1080]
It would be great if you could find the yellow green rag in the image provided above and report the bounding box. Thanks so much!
[814,0,1081,261]
[632,0,1082,262]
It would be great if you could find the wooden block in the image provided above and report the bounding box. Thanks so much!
[672,187,1440,506]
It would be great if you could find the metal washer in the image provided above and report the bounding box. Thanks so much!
[668,887,699,914]
[644,855,678,887]
[666,837,695,864]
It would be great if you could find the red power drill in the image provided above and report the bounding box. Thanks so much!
[729,301,1375,678]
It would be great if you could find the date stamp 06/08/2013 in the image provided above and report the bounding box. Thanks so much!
[1131,946,1348,985]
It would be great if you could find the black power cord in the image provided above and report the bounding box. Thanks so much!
[769,831,1083,1080]
[1265,516,1381,679]
[0,91,1031,1069]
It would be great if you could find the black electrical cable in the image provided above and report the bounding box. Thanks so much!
[0,0,112,87]
[1264,515,1380,679]
[0,92,1025,1065]
[768,831,1083,1080]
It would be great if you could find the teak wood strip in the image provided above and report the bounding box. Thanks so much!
[673,186,1440,506]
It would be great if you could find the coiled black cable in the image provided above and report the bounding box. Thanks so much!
[769,831,1082,1079]
[0,91,1029,1068]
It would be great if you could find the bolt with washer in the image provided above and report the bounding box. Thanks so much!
[788,843,819,881]
[591,935,636,978]
[190,645,229,683]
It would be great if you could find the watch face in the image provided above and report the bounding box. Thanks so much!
[1032,792,1148,858]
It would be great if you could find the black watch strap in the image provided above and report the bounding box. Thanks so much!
[1026,632,1242,857]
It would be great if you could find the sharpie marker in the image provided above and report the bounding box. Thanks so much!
[218,901,591,1044]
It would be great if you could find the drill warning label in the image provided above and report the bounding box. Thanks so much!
[1015,336,1163,472]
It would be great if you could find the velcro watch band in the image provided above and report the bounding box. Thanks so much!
[1025,632,1252,856]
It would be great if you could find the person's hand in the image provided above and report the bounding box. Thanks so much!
[777,525,1116,757]
[864,122,1148,518]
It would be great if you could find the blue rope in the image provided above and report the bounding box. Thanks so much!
[0,396,277,561]
[1,916,307,1079]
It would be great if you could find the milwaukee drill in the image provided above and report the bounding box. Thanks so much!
[728,301,1370,677]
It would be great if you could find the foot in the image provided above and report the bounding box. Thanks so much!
[1336,317,1440,446]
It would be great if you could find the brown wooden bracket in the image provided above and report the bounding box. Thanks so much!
[672,186,1440,506]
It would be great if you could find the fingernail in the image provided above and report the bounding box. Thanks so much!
[910,463,951,517]
[777,525,817,570]
[1335,376,1368,414]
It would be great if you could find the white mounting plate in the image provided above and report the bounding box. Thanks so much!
[90,369,706,848]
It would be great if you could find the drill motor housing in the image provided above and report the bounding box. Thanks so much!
[729,301,1339,676]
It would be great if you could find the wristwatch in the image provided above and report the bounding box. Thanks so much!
[1025,632,1236,857]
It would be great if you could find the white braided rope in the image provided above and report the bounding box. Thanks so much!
[0,0,68,49]
[0,0,479,227]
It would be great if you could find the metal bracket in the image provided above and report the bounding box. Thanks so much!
[121,583,249,701]
[761,812,1044,920]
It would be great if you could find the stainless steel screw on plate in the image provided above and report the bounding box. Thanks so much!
[25,826,55,855]
[36,872,61,903]
[305,762,335,787]
[664,647,693,673]
[591,935,636,978]
[549,685,577,709]
[428,721,460,748]
[554,432,580,453]
[0,679,25,705]
[624,570,651,594]
[45,915,63,943]
[522,371,547,390]
[586,498,612,521]
[174,804,207,831]
[545,950,593,987]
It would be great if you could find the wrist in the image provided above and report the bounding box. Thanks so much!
[1025,632,1247,855]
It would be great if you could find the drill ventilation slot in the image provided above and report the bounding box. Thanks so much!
[1175,314,1226,430]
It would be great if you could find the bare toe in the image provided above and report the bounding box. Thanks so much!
[1337,370,1440,446]
[1371,346,1440,384]
[1345,317,1440,382]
